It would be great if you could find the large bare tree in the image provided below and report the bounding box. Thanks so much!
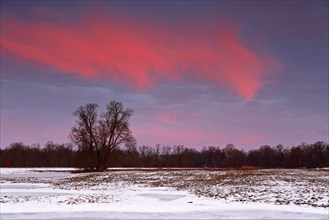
[70,101,135,171]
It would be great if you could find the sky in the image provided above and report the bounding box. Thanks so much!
[1,0,328,150]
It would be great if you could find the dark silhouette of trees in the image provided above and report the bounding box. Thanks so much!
[70,101,135,171]
[0,142,74,167]
[1,141,328,169]
[274,144,285,167]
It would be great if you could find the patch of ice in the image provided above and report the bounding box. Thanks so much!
[138,193,186,201]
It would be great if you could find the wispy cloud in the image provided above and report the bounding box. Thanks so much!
[1,12,281,100]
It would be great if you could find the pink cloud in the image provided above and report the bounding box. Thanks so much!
[1,13,281,100]
[132,122,225,147]
[157,112,178,125]
[131,118,270,149]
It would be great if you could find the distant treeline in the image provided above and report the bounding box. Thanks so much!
[0,141,328,168]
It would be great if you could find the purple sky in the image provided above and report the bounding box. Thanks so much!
[1,1,328,150]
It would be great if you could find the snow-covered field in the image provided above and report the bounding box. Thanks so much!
[1,168,328,219]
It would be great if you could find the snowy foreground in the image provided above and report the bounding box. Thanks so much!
[1,168,328,219]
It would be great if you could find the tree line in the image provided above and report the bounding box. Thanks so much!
[1,141,328,168]
[1,101,328,170]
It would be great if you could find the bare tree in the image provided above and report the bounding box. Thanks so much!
[70,101,135,171]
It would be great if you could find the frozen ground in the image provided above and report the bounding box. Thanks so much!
[0,168,328,219]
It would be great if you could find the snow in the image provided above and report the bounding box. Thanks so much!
[1,168,328,219]
[0,168,76,179]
